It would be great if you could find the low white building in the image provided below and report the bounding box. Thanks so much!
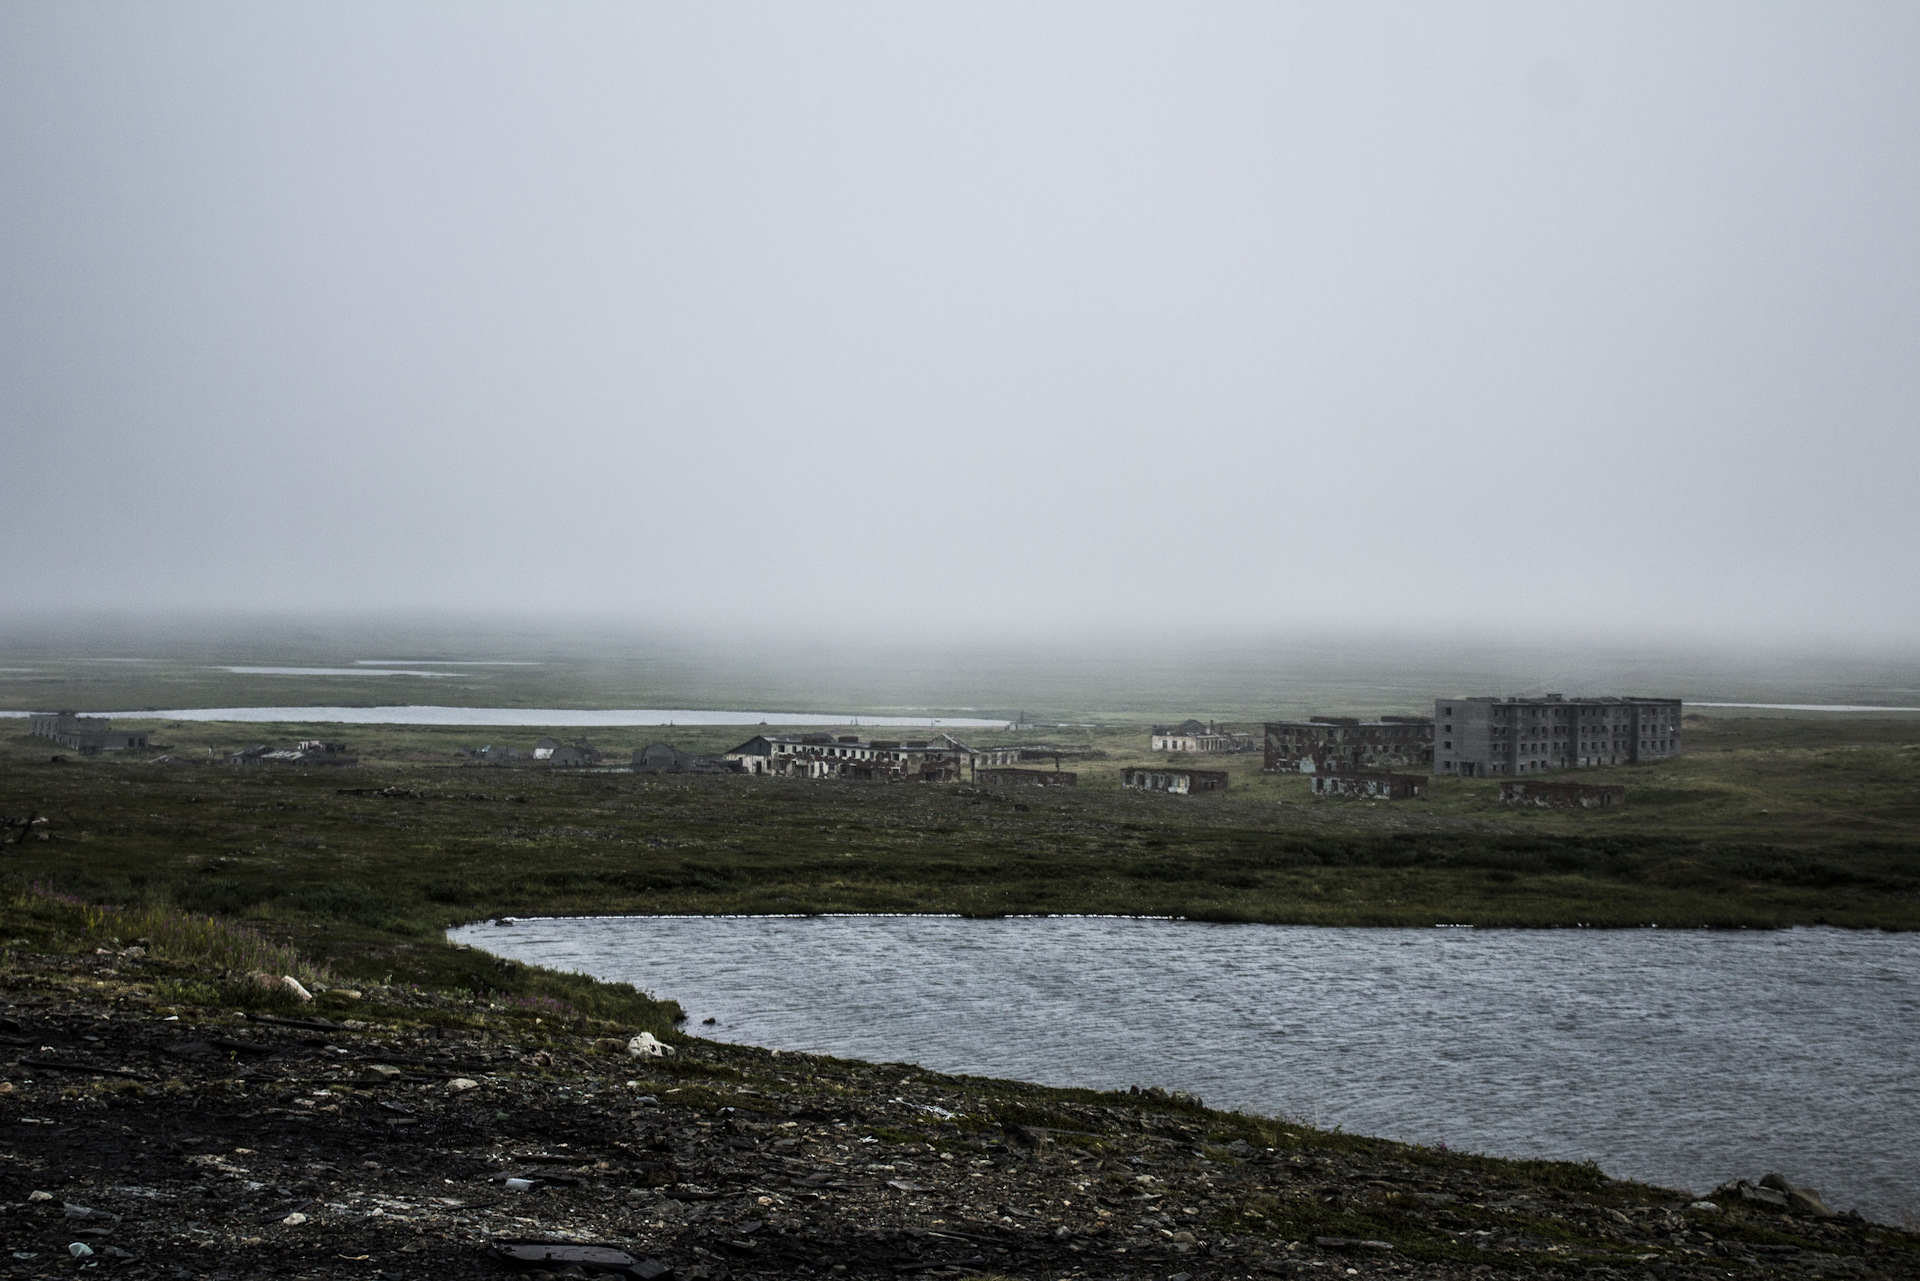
[1150,720,1249,753]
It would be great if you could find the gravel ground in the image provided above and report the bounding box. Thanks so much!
[4,947,1917,1281]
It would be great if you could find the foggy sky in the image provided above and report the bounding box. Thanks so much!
[3,2,1917,641]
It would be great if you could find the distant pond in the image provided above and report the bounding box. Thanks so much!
[451,915,1920,1224]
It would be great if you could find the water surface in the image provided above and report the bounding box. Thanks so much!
[453,915,1920,1223]
[0,707,1006,727]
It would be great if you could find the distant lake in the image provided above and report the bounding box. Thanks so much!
[0,706,1007,728]
[452,915,1920,1224]
[1693,702,1920,712]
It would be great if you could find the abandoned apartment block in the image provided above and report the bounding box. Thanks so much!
[1310,772,1428,800]
[27,712,149,754]
[723,734,965,782]
[1500,780,1626,809]
[1262,716,1433,774]
[974,768,1077,788]
[1150,720,1253,753]
[1120,766,1230,795]
[1434,695,1682,777]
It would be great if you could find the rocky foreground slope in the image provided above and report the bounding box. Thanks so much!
[2,946,1916,1281]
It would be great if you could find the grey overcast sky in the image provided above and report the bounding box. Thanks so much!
[2,2,1917,641]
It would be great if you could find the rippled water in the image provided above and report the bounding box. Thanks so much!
[451,915,1920,1223]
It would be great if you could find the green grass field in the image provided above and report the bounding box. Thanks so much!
[4,712,1917,1015]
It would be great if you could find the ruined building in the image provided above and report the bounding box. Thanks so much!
[1262,717,1432,774]
[1150,720,1252,753]
[1435,696,1682,777]
[27,712,149,754]
[723,734,965,782]
[1121,766,1230,795]
[1310,772,1428,800]
[975,768,1077,788]
[1500,780,1625,809]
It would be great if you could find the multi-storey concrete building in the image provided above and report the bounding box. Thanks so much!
[1262,717,1432,774]
[1434,696,1682,777]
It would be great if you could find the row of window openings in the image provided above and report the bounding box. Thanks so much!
[1443,739,1675,751]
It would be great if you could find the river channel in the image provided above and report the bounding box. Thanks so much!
[450,915,1920,1224]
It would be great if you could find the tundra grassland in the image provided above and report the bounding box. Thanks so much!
[1,714,1917,1012]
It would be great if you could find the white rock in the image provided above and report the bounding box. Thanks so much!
[281,977,313,1001]
[447,1077,480,1092]
[627,1032,675,1058]
[282,1211,308,1226]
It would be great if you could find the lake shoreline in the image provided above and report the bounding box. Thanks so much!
[454,914,1920,1223]
[7,895,1918,1281]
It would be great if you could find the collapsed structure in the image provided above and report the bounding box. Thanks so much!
[229,741,357,767]
[1310,772,1427,800]
[723,733,966,782]
[1500,780,1626,808]
[1120,766,1229,795]
[1435,696,1682,777]
[975,768,1076,788]
[1262,717,1433,774]
[970,744,1102,769]
[27,712,149,754]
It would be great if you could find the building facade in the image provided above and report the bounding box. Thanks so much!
[1263,717,1432,774]
[28,712,149,753]
[1151,720,1252,753]
[1310,772,1428,800]
[1120,766,1229,795]
[724,734,965,782]
[1434,696,1682,777]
